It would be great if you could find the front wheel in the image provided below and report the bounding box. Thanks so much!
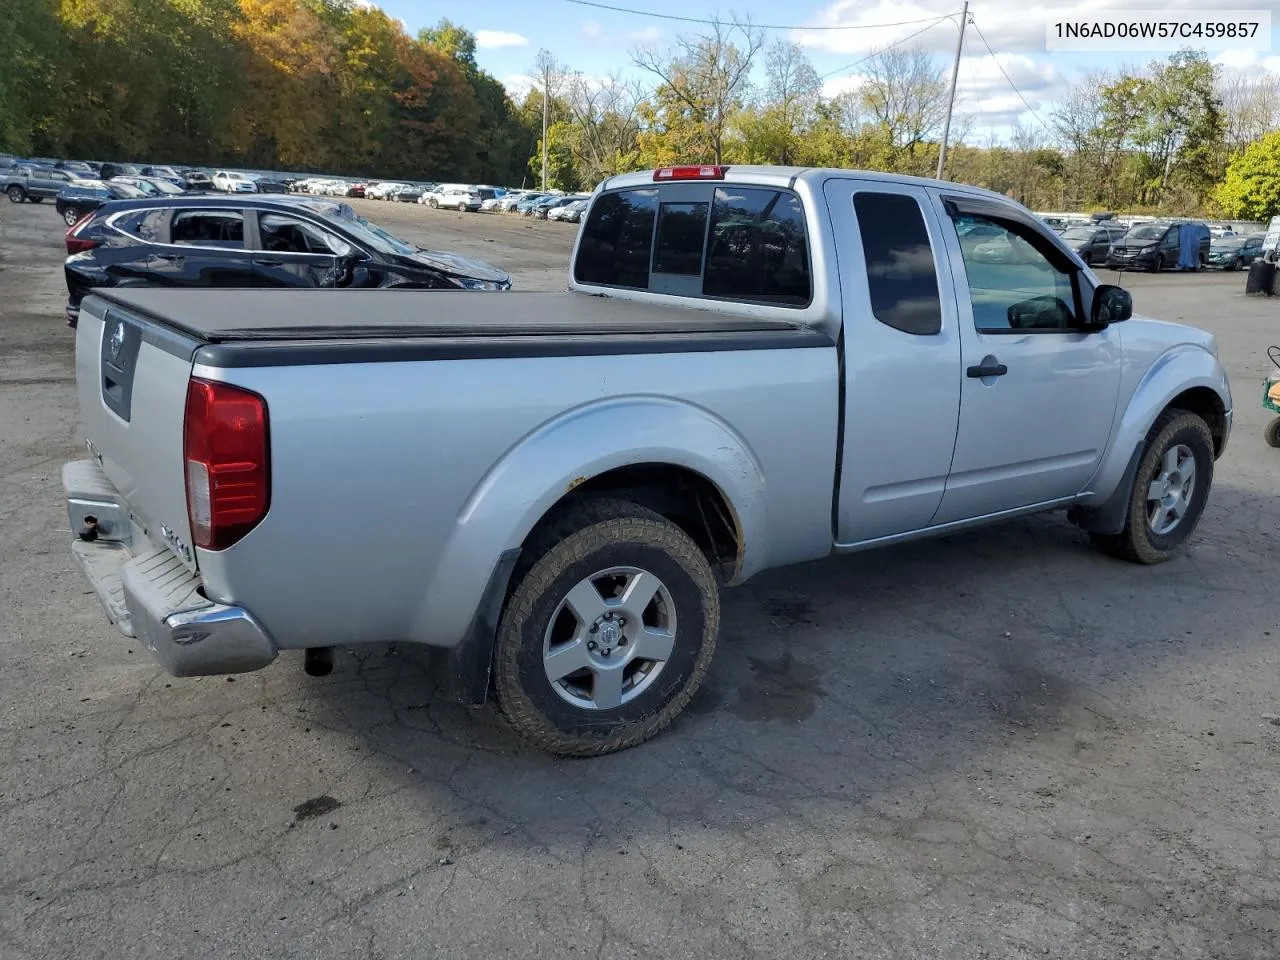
[62,206,80,226]
[428,198,438,209]
[494,498,720,756]
[1090,410,1214,564]
[7,186,26,203]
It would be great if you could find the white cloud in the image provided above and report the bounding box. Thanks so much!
[1213,50,1280,73]
[630,26,662,43]
[501,74,534,99]
[476,30,530,50]
[582,21,605,40]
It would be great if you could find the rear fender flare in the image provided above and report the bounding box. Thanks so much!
[1078,344,1230,518]
[411,396,767,646]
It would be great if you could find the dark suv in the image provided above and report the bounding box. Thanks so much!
[1106,221,1210,272]
[62,194,511,325]
[1059,223,1127,265]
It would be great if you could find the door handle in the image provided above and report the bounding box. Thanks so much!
[155,254,185,261]
[966,360,1008,378]
[256,258,284,266]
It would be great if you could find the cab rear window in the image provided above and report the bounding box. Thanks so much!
[575,184,811,307]
[574,188,658,289]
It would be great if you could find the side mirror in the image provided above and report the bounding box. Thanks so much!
[1091,284,1132,326]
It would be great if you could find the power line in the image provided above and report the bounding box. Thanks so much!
[817,14,960,80]
[969,20,1053,133]
[561,0,959,33]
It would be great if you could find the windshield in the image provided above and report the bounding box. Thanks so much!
[323,207,416,256]
[1126,224,1166,240]
[1212,237,1245,249]
[146,178,184,194]
[108,183,145,198]
[1062,227,1095,241]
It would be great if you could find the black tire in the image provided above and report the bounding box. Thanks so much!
[1265,416,1280,449]
[1090,410,1214,564]
[63,206,80,226]
[29,196,43,203]
[428,198,438,209]
[7,186,25,203]
[494,497,720,757]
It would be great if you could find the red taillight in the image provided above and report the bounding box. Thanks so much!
[653,165,727,181]
[183,378,270,551]
[65,214,99,254]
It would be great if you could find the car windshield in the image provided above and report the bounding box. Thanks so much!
[1126,224,1167,240]
[146,179,184,194]
[1061,227,1095,241]
[1212,237,1245,249]
[322,207,416,256]
[108,183,145,198]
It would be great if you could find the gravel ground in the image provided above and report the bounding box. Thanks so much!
[2,196,1280,960]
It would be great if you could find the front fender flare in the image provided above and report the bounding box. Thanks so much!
[1074,344,1230,531]
[411,395,768,648]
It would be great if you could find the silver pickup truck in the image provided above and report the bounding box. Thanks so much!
[64,165,1232,756]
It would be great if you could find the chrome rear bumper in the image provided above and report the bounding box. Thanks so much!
[63,459,277,676]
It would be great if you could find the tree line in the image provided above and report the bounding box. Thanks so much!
[1,0,536,183]
[3,2,1278,218]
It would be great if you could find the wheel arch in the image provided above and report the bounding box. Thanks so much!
[1072,345,1230,533]
[411,396,767,653]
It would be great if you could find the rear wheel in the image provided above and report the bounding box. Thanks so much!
[457,201,467,212]
[62,206,80,226]
[429,198,439,209]
[494,498,720,756]
[7,186,26,203]
[1090,410,1214,564]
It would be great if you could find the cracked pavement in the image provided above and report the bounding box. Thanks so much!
[2,200,1279,959]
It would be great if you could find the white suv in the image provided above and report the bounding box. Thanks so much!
[211,171,258,193]
[422,184,481,212]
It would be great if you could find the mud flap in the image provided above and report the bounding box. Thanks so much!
[429,549,521,706]
[1068,444,1142,536]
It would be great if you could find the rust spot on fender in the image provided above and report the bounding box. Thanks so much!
[566,475,589,492]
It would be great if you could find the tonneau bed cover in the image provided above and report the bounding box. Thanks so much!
[89,288,807,342]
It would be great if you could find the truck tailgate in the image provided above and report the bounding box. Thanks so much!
[74,296,198,569]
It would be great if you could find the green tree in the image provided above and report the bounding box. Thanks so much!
[1215,130,1280,220]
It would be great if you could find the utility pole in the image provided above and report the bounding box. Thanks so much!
[541,88,549,191]
[936,1,969,181]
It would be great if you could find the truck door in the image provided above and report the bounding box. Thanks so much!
[929,194,1122,525]
[824,179,963,545]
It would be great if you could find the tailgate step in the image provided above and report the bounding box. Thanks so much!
[71,540,134,636]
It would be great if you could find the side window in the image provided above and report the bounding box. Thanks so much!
[171,210,245,248]
[111,209,165,241]
[950,213,1078,332]
[652,201,708,276]
[574,188,658,289]
[853,192,942,335]
[703,187,810,306]
[258,214,350,255]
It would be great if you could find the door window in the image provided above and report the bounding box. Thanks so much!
[111,209,166,241]
[950,213,1079,332]
[170,210,245,248]
[853,192,941,335]
[258,214,350,256]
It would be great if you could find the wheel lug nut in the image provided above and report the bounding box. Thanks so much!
[588,641,597,651]
[601,648,611,658]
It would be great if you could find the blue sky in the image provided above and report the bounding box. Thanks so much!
[372,1,1280,141]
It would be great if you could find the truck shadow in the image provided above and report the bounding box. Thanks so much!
[293,500,1271,849]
